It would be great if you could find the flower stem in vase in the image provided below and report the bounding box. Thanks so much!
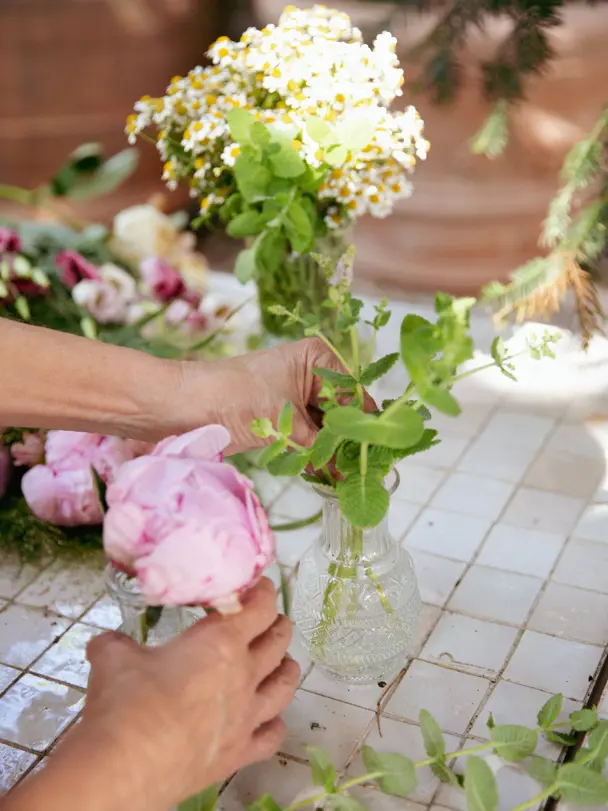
[139,605,163,644]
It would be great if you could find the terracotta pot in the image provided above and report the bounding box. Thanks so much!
[0,0,219,222]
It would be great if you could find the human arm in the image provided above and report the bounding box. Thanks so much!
[2,579,298,811]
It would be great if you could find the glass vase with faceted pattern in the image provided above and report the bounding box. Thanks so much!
[292,473,421,683]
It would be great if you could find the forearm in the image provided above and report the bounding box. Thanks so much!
[0,318,191,440]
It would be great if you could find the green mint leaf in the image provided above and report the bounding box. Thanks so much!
[556,763,608,805]
[419,709,446,759]
[325,796,367,811]
[421,387,461,417]
[226,109,256,144]
[247,793,283,811]
[570,708,599,732]
[335,441,362,475]
[400,314,439,386]
[587,720,608,762]
[255,229,288,275]
[313,368,356,388]
[268,140,306,179]
[178,784,219,811]
[310,428,341,469]
[361,746,417,797]
[283,200,314,253]
[333,114,376,154]
[490,336,506,364]
[490,725,538,762]
[219,193,243,223]
[250,121,271,147]
[431,759,460,786]
[324,405,424,450]
[525,756,558,789]
[306,117,332,144]
[538,693,563,728]
[324,144,349,168]
[545,730,578,746]
[234,247,257,283]
[360,353,400,386]
[226,210,269,239]
[250,418,274,439]
[306,745,336,791]
[486,713,495,730]
[278,402,294,437]
[464,756,499,811]
[267,450,310,477]
[234,153,271,200]
[257,439,288,467]
[337,472,389,528]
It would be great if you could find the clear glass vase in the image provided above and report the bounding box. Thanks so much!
[292,473,421,683]
[105,565,198,645]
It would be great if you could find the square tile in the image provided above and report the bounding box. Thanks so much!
[301,668,388,712]
[0,557,43,600]
[31,623,101,688]
[476,524,565,578]
[281,690,373,769]
[405,508,491,562]
[0,606,70,668]
[0,664,20,694]
[219,757,314,811]
[431,473,514,521]
[271,482,322,521]
[274,523,318,567]
[351,787,426,811]
[480,410,555,451]
[408,551,466,607]
[80,595,123,631]
[351,718,460,804]
[389,500,423,542]
[501,488,584,535]
[458,437,537,483]
[447,566,543,626]
[17,558,106,619]
[574,504,608,544]
[545,423,607,460]
[524,450,603,499]
[395,461,446,505]
[504,630,603,699]
[0,674,83,751]
[429,403,495,439]
[529,582,608,646]
[420,436,470,470]
[0,743,37,791]
[470,681,580,743]
[386,660,490,734]
[420,614,518,678]
[552,539,608,593]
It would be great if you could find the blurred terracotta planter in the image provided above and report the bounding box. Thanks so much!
[0,0,219,222]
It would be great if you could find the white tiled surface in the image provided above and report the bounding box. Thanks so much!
[0,293,607,809]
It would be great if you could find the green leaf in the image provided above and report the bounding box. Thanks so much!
[421,386,461,416]
[360,354,400,386]
[325,796,367,811]
[250,418,274,439]
[469,100,509,160]
[431,760,461,786]
[234,153,271,200]
[587,720,608,762]
[313,368,356,388]
[235,248,257,283]
[545,731,578,746]
[255,229,287,275]
[391,429,440,465]
[490,336,506,364]
[306,745,336,791]
[257,439,288,467]
[247,793,283,811]
[324,405,424,450]
[226,109,256,144]
[250,121,271,148]
[570,708,599,732]
[333,114,376,154]
[556,763,608,805]
[419,709,446,759]
[66,148,139,200]
[464,756,498,811]
[268,140,306,179]
[306,118,332,144]
[361,746,417,797]
[525,756,558,789]
[310,428,341,469]
[267,450,310,477]
[400,315,439,386]
[537,693,563,728]
[278,402,294,437]
[284,200,314,253]
[324,144,349,168]
[226,210,269,238]
[491,725,538,762]
[487,713,495,730]
[337,472,389,528]
[178,784,219,811]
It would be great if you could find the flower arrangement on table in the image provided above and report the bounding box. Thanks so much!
[126,4,428,339]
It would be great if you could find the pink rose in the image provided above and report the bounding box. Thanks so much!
[0,444,11,500]
[21,431,135,526]
[11,432,45,467]
[140,257,186,301]
[103,425,275,612]
[55,250,101,289]
[0,227,21,254]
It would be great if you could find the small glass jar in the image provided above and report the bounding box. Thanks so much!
[105,565,198,645]
[292,472,421,683]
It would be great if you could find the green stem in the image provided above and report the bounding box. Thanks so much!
[270,510,322,532]
[284,772,387,811]
[0,184,36,206]
[508,787,556,811]
[451,350,525,383]
[360,442,369,478]
[365,566,393,614]
[311,328,353,376]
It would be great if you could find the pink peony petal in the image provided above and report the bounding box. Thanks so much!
[153,424,231,462]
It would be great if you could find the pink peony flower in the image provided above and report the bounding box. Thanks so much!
[0,444,11,500]
[21,431,135,526]
[140,257,185,301]
[55,250,101,289]
[71,264,137,325]
[0,227,21,254]
[103,425,275,612]
[11,432,45,467]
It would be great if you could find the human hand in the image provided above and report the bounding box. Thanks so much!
[68,579,297,811]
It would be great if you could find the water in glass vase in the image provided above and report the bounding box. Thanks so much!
[292,472,421,683]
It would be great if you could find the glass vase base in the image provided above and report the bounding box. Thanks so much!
[315,651,409,685]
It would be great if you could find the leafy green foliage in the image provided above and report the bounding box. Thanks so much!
[537,693,563,727]
[555,763,608,805]
[490,724,538,762]
[177,784,219,811]
[464,756,499,811]
[306,745,336,792]
[361,746,417,797]
[337,472,389,528]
